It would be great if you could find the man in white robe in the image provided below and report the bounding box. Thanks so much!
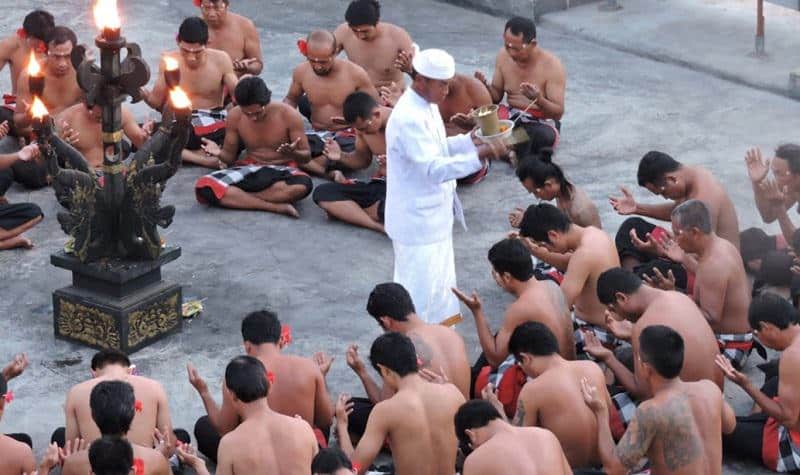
[385,48,505,324]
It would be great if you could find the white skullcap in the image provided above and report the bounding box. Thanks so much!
[412,48,456,80]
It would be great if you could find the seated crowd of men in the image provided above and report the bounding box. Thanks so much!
[1,0,800,474]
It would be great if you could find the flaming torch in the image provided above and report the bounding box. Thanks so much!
[27,51,44,97]
[94,0,121,41]
[168,86,192,125]
[30,96,51,139]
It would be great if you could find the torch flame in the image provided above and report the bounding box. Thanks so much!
[27,51,41,77]
[94,0,121,31]
[163,56,179,71]
[169,87,191,109]
[30,96,49,119]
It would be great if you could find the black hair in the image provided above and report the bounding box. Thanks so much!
[671,199,712,234]
[516,148,574,200]
[636,151,682,187]
[776,144,800,174]
[343,91,378,123]
[0,373,6,398]
[311,447,353,473]
[367,282,415,323]
[90,381,135,436]
[241,310,281,345]
[23,10,55,42]
[345,0,381,26]
[507,321,560,359]
[89,436,134,475]
[91,350,131,371]
[369,332,418,377]
[225,355,269,403]
[178,17,209,45]
[234,76,272,107]
[518,202,571,243]
[504,16,536,43]
[740,227,775,263]
[638,325,684,379]
[597,267,643,305]
[454,400,502,448]
[488,238,533,281]
[749,292,799,331]
[46,26,77,48]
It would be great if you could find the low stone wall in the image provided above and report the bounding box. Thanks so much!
[436,0,601,19]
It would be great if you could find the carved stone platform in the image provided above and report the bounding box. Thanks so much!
[51,247,182,354]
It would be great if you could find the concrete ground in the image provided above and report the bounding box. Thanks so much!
[1,0,799,473]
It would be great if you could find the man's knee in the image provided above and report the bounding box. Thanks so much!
[285,176,313,200]
[11,160,48,190]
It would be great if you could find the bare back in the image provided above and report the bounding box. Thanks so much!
[0,435,35,475]
[464,427,571,475]
[510,280,575,360]
[694,236,751,335]
[560,186,602,229]
[688,167,740,249]
[407,324,471,397]
[334,22,412,88]
[565,227,620,327]
[261,354,328,428]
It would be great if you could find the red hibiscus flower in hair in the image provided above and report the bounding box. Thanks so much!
[281,325,293,345]
[267,371,275,385]
[3,391,14,404]
[297,39,308,56]
[193,0,201,7]
[16,29,26,39]
[133,458,145,475]
[134,400,143,413]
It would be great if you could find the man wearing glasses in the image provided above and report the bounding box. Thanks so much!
[195,0,263,78]
[142,17,239,169]
[474,16,565,157]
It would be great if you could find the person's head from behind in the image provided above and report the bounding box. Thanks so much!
[503,17,536,64]
[234,76,272,122]
[343,92,380,133]
[772,144,800,191]
[197,0,229,27]
[369,332,418,389]
[45,26,77,77]
[518,202,572,253]
[366,283,416,331]
[638,325,684,383]
[22,10,55,51]
[670,199,712,254]
[507,321,559,376]
[515,148,572,201]
[597,267,645,320]
[637,151,684,199]
[225,355,269,407]
[89,436,133,475]
[306,30,338,76]
[241,310,281,353]
[739,227,775,273]
[411,49,454,105]
[90,381,135,437]
[312,447,354,475]
[748,292,800,350]
[345,0,381,41]
[90,349,132,377]
[488,238,533,291]
[177,17,209,69]
[454,399,502,454]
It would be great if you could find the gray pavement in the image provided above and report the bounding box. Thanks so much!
[1,1,799,473]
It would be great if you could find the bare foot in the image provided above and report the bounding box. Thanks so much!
[331,170,349,184]
[0,235,34,250]
[278,204,300,219]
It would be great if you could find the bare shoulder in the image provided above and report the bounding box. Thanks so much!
[233,12,256,31]
[0,434,33,466]
[292,61,311,80]
[385,22,412,41]
[227,105,243,123]
[463,446,493,473]
[333,23,351,41]
[209,48,233,67]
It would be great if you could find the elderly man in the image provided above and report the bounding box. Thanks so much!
[385,48,506,324]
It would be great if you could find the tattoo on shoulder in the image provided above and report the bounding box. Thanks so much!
[512,399,525,426]
[410,335,434,369]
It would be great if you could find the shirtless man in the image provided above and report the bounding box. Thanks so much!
[62,381,170,475]
[189,310,333,462]
[141,17,238,168]
[0,144,43,250]
[195,76,313,218]
[196,0,262,77]
[519,203,620,350]
[454,399,572,475]
[475,16,564,157]
[582,325,736,475]
[647,200,753,369]
[610,150,740,292]
[62,350,174,452]
[56,101,152,168]
[88,437,135,475]
[745,144,800,249]
[313,91,389,232]
[506,322,614,470]
[454,238,575,369]
[334,0,413,89]
[284,30,377,177]
[586,268,723,403]
[215,355,319,475]
[719,292,800,472]
[336,332,466,475]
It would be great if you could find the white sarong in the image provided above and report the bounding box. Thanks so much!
[392,237,460,324]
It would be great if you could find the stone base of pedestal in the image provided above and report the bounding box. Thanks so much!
[51,247,182,354]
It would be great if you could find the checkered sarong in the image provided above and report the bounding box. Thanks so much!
[716,332,754,370]
[191,108,227,136]
[487,354,518,388]
[611,391,637,427]
[574,315,619,349]
[764,408,800,472]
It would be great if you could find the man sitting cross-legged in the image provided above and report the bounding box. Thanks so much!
[195,76,313,218]
[190,310,334,462]
[582,325,736,475]
[313,91,390,233]
[0,144,43,250]
[336,332,466,475]
[455,399,572,475]
[62,381,170,475]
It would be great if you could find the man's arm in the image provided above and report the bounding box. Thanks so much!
[283,67,304,107]
[721,397,737,435]
[155,383,176,454]
[560,252,591,308]
[485,57,505,104]
[280,108,312,164]
[13,69,32,130]
[121,107,150,149]
[353,66,379,100]
[141,61,168,111]
[536,62,565,121]
[215,110,242,165]
[350,405,390,475]
[602,405,654,474]
[735,351,800,427]
[215,437,234,475]
[313,368,334,430]
[396,119,484,184]
[513,386,538,427]
[219,54,239,100]
[241,20,263,75]
[694,271,727,328]
[330,132,373,170]
[776,208,797,246]
[64,391,81,443]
